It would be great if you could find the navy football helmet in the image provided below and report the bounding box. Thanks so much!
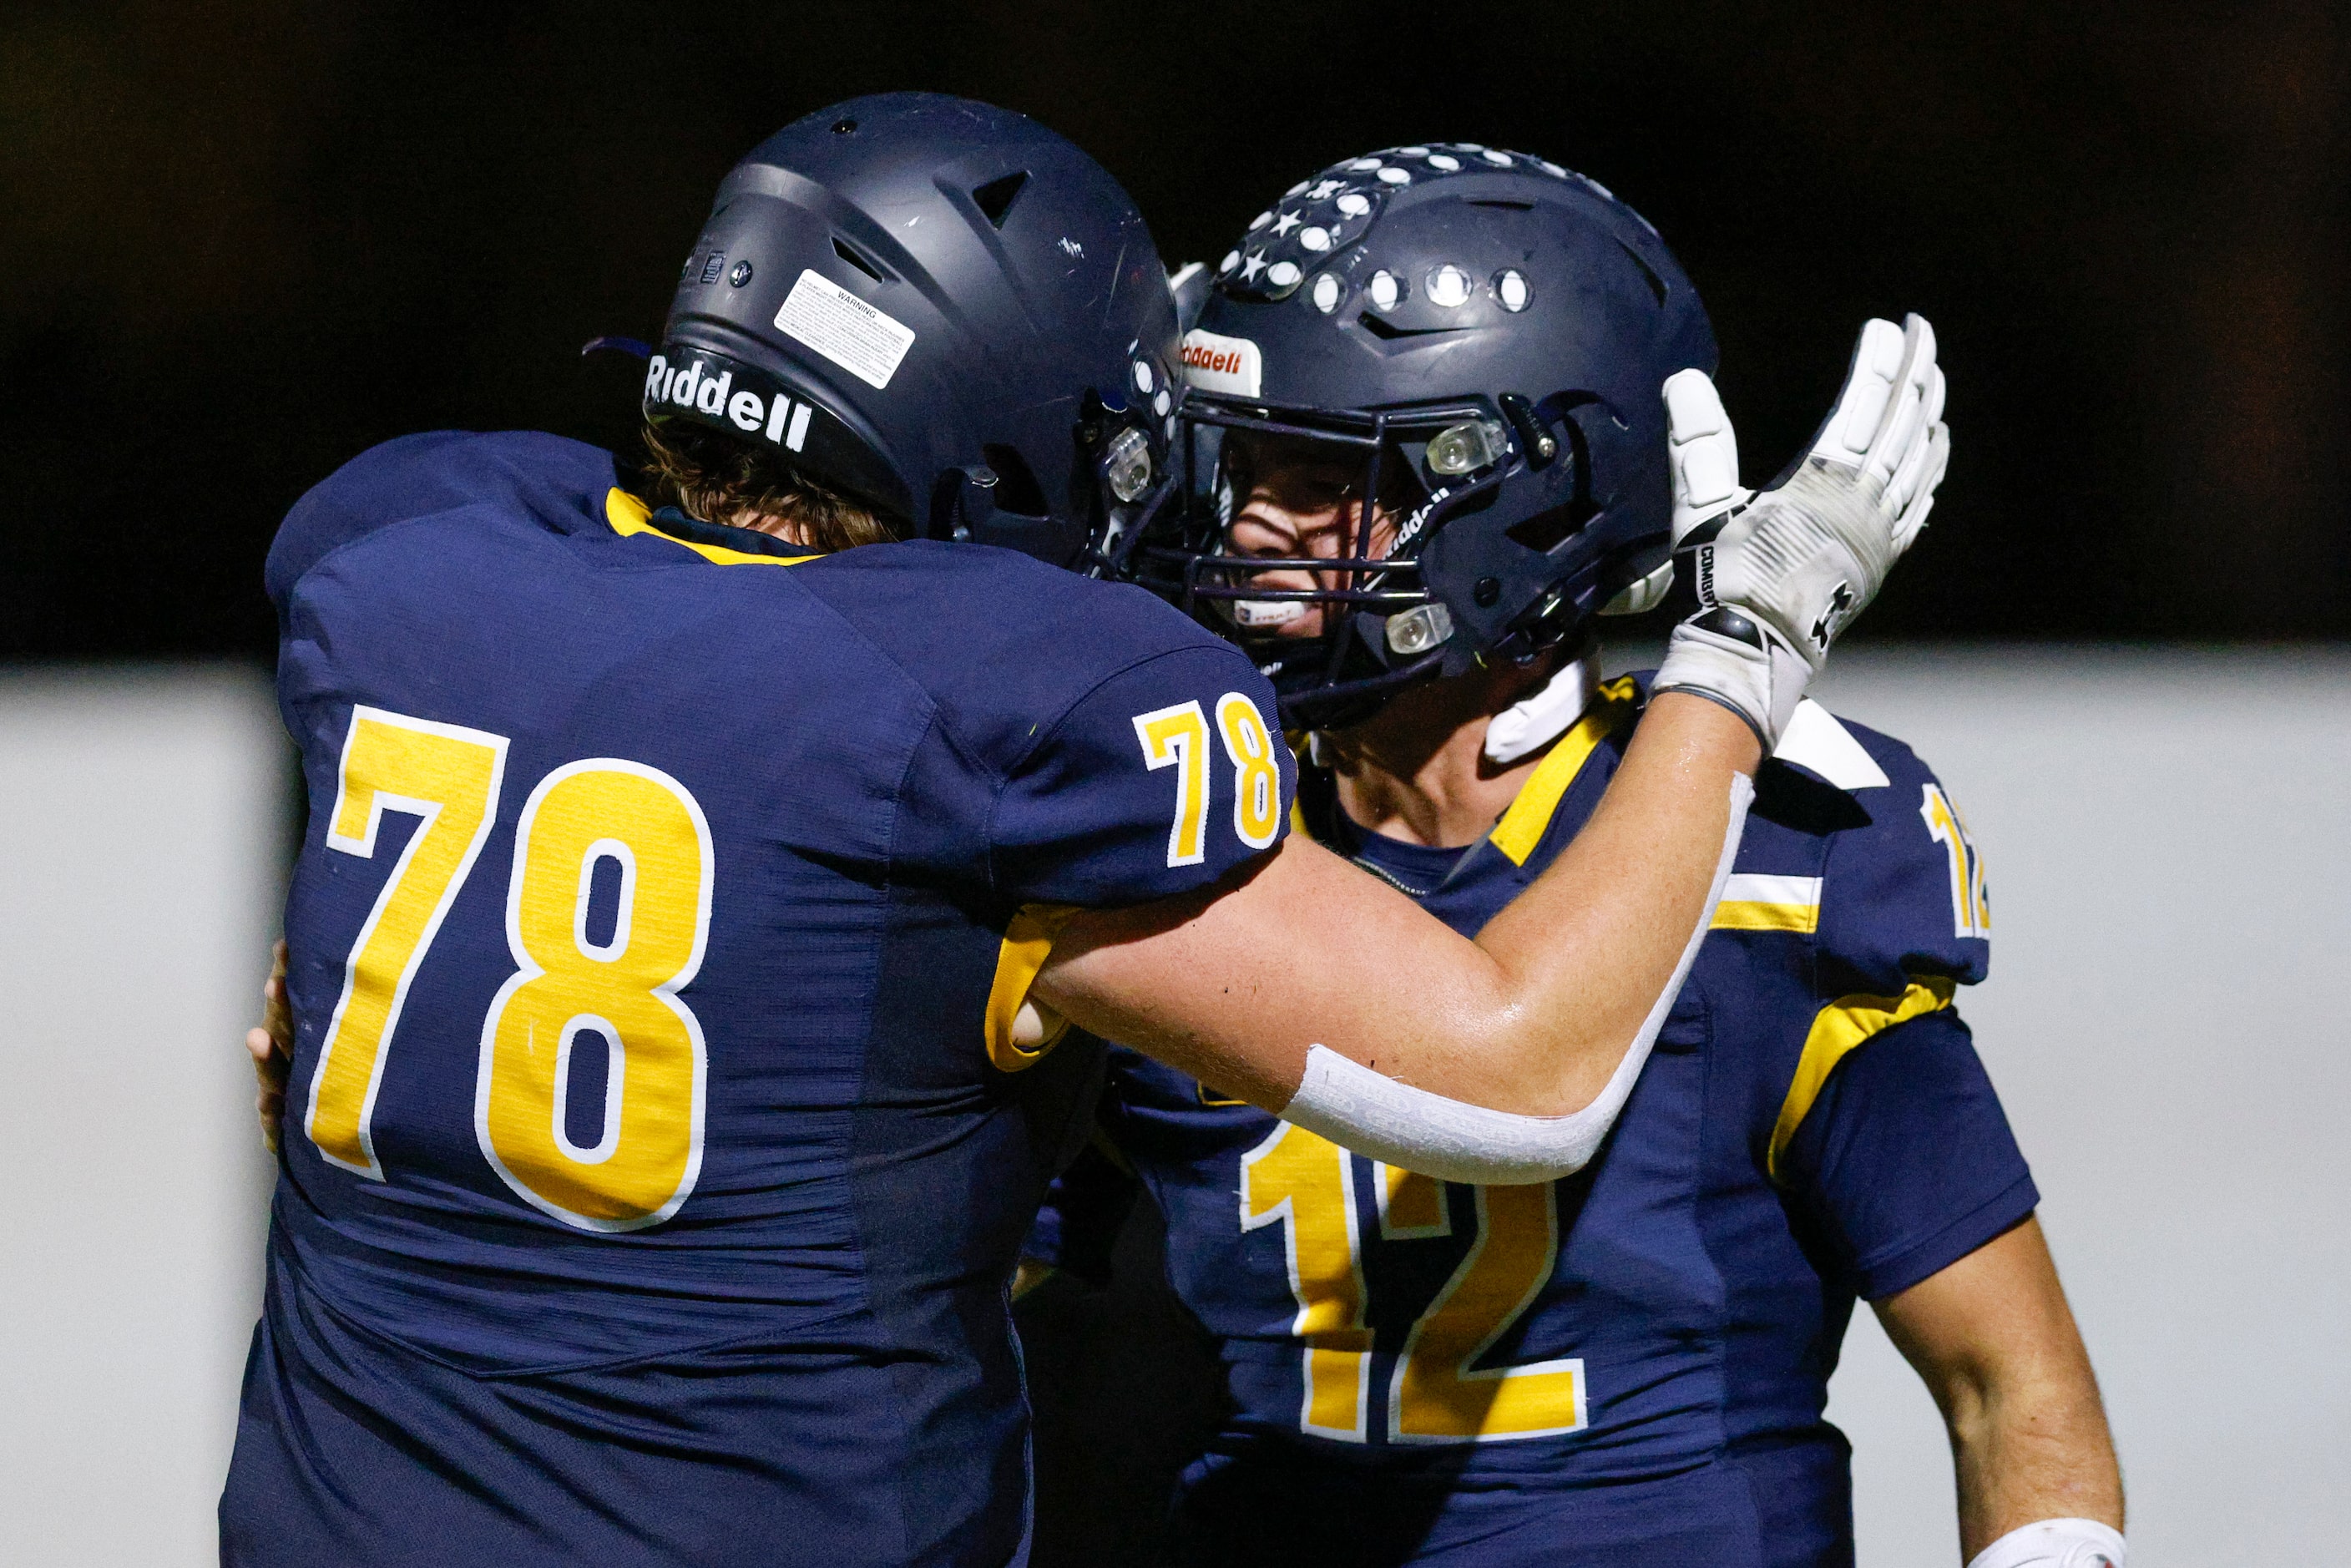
[1133,146,1716,728]
[646,93,1180,569]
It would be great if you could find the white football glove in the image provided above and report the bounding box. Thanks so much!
[1651,313,1949,746]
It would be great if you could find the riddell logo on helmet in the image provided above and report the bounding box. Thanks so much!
[645,353,813,453]
[1181,329,1263,399]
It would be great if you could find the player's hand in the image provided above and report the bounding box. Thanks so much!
[1652,315,1948,746]
[250,939,292,1155]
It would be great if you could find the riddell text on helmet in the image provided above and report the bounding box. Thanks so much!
[1180,328,1262,398]
[645,354,813,453]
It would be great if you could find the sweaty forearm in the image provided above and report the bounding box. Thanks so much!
[1039,693,1757,1131]
[1456,691,1757,1107]
[1947,1366,2125,1558]
[1877,1222,2123,1560]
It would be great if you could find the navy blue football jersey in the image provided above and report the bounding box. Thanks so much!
[1025,675,2033,1567]
[220,431,1293,1568]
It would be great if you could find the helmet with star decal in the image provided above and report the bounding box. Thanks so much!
[1131,144,1716,731]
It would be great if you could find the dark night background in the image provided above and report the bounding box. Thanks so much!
[3,0,2345,661]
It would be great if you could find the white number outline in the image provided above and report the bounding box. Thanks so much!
[309,707,508,1180]
[473,756,715,1234]
[1132,700,1211,867]
[1244,1125,1589,1445]
[1920,782,1990,939]
[1216,691,1282,850]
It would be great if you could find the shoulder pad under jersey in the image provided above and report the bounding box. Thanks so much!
[266,431,618,609]
[795,543,1296,908]
[1752,699,1992,999]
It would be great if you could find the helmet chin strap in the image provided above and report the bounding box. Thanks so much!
[1302,650,1600,769]
[1479,652,1602,767]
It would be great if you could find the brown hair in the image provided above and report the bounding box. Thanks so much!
[638,418,898,554]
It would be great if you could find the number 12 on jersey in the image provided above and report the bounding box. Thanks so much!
[1241,1121,1588,1444]
[1920,782,1990,940]
[307,706,713,1233]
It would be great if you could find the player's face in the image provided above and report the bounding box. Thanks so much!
[1221,432,1400,641]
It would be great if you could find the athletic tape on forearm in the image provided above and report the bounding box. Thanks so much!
[1964,1518,2126,1568]
[1281,772,1755,1185]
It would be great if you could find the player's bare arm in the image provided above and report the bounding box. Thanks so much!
[1041,313,1947,1149]
[1876,1217,2125,1563]
[246,939,290,1154]
[1037,687,1752,1117]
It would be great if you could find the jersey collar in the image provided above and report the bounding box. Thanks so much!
[1484,674,1641,867]
[1291,664,1640,883]
[603,488,819,567]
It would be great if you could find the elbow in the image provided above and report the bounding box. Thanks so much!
[1452,1003,1620,1120]
[1278,1044,1628,1186]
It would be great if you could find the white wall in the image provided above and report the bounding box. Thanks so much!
[0,669,283,1565]
[2,653,2343,1564]
[1810,648,2351,1565]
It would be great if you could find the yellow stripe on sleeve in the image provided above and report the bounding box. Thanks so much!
[1487,676,1641,867]
[1711,876,1824,933]
[1711,901,1821,933]
[1767,976,1957,1182]
[984,903,1079,1073]
[604,488,819,567]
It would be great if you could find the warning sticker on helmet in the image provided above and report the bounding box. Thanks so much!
[1181,328,1262,398]
[775,269,917,390]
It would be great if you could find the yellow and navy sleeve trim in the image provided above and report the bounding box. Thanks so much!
[1488,675,1641,866]
[1711,873,1823,933]
[984,903,1079,1073]
[1767,975,1957,1181]
[604,489,818,567]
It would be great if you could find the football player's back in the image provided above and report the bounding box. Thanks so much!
[225,93,1251,1568]
[238,424,1278,1565]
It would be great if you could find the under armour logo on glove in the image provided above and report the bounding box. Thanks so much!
[1810,580,1855,652]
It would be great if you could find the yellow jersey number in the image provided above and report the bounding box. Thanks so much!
[1133,691,1283,867]
[1920,782,1990,939]
[1240,1122,1588,1444]
[306,706,713,1233]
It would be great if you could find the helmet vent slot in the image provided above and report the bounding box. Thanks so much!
[1614,239,1666,306]
[1504,503,1587,555]
[1504,406,1594,554]
[1357,315,1461,342]
[972,171,1030,230]
[832,237,886,284]
[980,445,1051,518]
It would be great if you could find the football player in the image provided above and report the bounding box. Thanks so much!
[1019,149,2122,1568]
[225,99,1928,1567]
